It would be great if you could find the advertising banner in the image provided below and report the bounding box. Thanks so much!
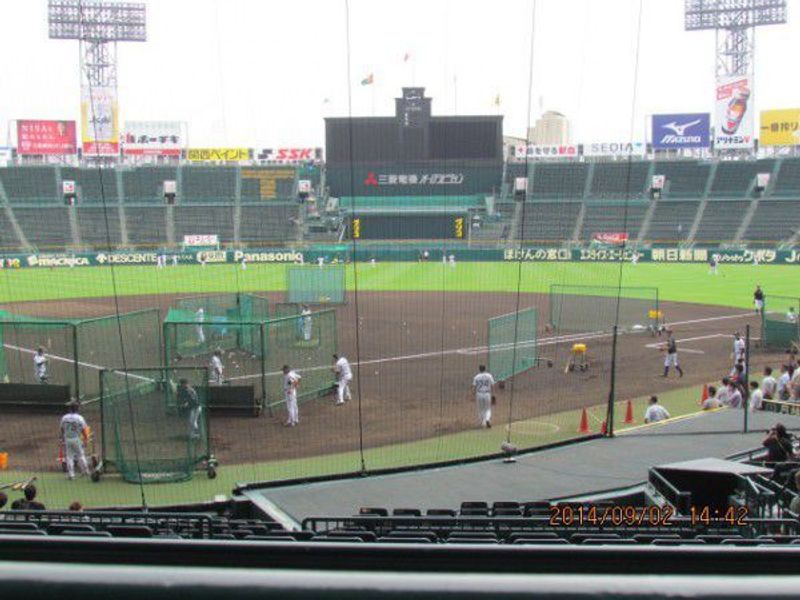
[592,232,629,245]
[256,147,322,163]
[81,86,119,155]
[123,121,184,156]
[651,113,710,149]
[759,108,800,146]
[187,148,250,162]
[714,76,754,149]
[16,120,77,155]
[182,235,219,247]
[512,144,579,159]
[582,142,645,157]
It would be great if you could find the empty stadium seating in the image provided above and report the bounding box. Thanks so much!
[709,159,774,198]
[181,167,236,203]
[646,200,700,243]
[517,202,581,242]
[652,161,711,198]
[12,206,72,249]
[742,199,800,244]
[61,168,119,203]
[0,167,59,203]
[173,205,235,244]
[528,163,587,200]
[125,206,167,246]
[76,206,123,247]
[588,162,650,200]
[771,158,800,197]
[121,167,177,203]
[692,200,752,243]
[239,203,298,244]
[581,202,649,241]
[338,196,482,212]
[0,207,20,249]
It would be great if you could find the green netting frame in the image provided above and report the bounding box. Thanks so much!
[763,295,800,350]
[286,264,346,304]
[0,309,161,401]
[488,308,538,382]
[100,366,211,484]
[549,284,659,334]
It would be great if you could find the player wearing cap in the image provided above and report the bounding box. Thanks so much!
[332,354,352,405]
[300,305,313,342]
[733,332,746,366]
[177,378,202,439]
[282,365,301,427]
[210,349,224,385]
[471,365,496,428]
[195,307,206,345]
[753,285,765,315]
[662,330,683,378]
[60,400,90,480]
[644,396,670,424]
[33,347,49,383]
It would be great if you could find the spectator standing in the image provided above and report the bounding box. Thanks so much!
[762,367,777,400]
[778,365,792,401]
[749,381,764,412]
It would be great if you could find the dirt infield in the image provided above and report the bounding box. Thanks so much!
[0,291,780,471]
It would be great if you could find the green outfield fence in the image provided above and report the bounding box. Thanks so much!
[487,308,538,382]
[100,366,212,484]
[763,295,800,351]
[286,264,346,305]
[0,308,161,400]
[549,284,660,334]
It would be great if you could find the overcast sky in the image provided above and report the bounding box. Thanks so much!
[0,0,797,147]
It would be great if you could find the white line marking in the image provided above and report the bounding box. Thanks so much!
[645,333,730,349]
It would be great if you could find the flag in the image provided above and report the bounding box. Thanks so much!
[361,73,374,86]
[403,52,410,62]
[493,94,501,107]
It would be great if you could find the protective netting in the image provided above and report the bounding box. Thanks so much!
[100,367,211,484]
[487,308,538,382]
[549,285,660,334]
[763,295,800,351]
[286,264,347,304]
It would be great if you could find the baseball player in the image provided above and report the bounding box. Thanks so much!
[300,305,313,342]
[172,254,178,267]
[733,332,746,365]
[787,306,797,323]
[60,400,90,480]
[708,254,719,275]
[753,285,764,315]
[317,256,325,269]
[33,347,49,383]
[177,378,202,439]
[631,252,639,266]
[195,307,206,345]
[241,256,247,270]
[471,365,496,428]
[332,353,353,405]
[282,365,301,427]
[210,349,224,384]
[644,396,670,423]
[448,254,456,268]
[662,330,684,378]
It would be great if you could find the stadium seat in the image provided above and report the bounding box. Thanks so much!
[106,525,154,538]
[426,509,456,517]
[460,501,489,510]
[0,529,46,536]
[59,531,113,538]
[358,507,388,516]
[392,508,422,516]
[312,535,365,543]
[512,538,570,545]
[570,533,621,544]
[47,524,96,535]
[507,532,560,543]
[377,536,434,544]
[0,522,41,531]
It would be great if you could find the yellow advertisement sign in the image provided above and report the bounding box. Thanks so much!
[187,148,250,162]
[759,109,800,146]
[80,86,119,156]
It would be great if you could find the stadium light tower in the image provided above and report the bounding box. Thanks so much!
[684,0,787,78]
[48,0,146,157]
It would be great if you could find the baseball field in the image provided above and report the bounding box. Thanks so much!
[0,259,796,509]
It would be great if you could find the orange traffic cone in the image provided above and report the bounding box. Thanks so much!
[578,408,591,434]
[600,420,607,435]
[700,384,709,405]
[624,400,635,424]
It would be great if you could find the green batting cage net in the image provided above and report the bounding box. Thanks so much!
[763,295,800,351]
[0,309,161,400]
[488,308,538,382]
[549,285,660,334]
[100,367,211,484]
[286,264,346,304]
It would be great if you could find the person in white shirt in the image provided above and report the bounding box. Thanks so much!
[777,365,792,401]
[195,308,206,345]
[241,256,247,270]
[370,258,376,268]
[317,256,325,269]
[471,365,496,428]
[644,395,670,424]
[300,305,313,342]
[702,386,721,410]
[33,347,48,383]
[749,381,764,412]
[791,362,800,402]
[733,332,746,366]
[282,365,301,427]
[787,307,797,323]
[60,400,90,480]
[631,253,639,266]
[332,354,353,405]
[715,379,731,406]
[726,381,743,409]
[172,255,178,267]
[761,366,777,400]
[210,349,224,385]
[448,254,456,268]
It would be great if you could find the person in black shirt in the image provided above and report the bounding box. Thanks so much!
[10,485,45,511]
[662,330,684,378]
[763,423,794,464]
[754,285,765,315]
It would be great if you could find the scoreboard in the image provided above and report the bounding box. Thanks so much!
[351,214,466,240]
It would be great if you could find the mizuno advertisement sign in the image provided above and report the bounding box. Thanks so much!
[652,113,710,149]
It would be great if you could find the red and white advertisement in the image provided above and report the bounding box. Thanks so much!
[592,232,629,245]
[183,235,219,247]
[16,120,77,155]
[256,147,322,163]
[512,144,579,160]
[123,121,184,156]
[714,75,754,149]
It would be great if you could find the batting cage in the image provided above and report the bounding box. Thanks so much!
[549,284,660,334]
[99,366,215,484]
[286,264,347,304]
[0,309,162,401]
[762,295,800,351]
[487,308,538,382]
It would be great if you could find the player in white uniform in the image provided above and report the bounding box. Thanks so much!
[301,305,313,342]
[332,353,353,405]
[195,308,206,345]
[733,332,746,365]
[631,253,639,266]
[448,254,456,268]
[317,256,325,269]
[709,255,719,275]
[282,365,301,426]
[241,256,247,270]
[787,307,797,323]
[644,396,670,424]
[472,365,496,428]
[210,349,224,385]
[60,400,90,480]
[33,347,48,383]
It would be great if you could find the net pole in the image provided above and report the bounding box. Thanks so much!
[605,325,618,438]
[744,324,751,434]
[100,368,106,465]
[260,322,270,417]
[72,323,80,400]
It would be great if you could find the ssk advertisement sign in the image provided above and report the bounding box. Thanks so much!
[651,113,710,149]
[256,147,322,163]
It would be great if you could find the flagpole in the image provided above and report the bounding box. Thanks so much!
[453,75,458,115]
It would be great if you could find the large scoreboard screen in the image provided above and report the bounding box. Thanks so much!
[351,214,466,240]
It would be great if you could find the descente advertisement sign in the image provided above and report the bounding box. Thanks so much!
[0,246,798,269]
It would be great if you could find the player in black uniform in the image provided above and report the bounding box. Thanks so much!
[662,330,684,378]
